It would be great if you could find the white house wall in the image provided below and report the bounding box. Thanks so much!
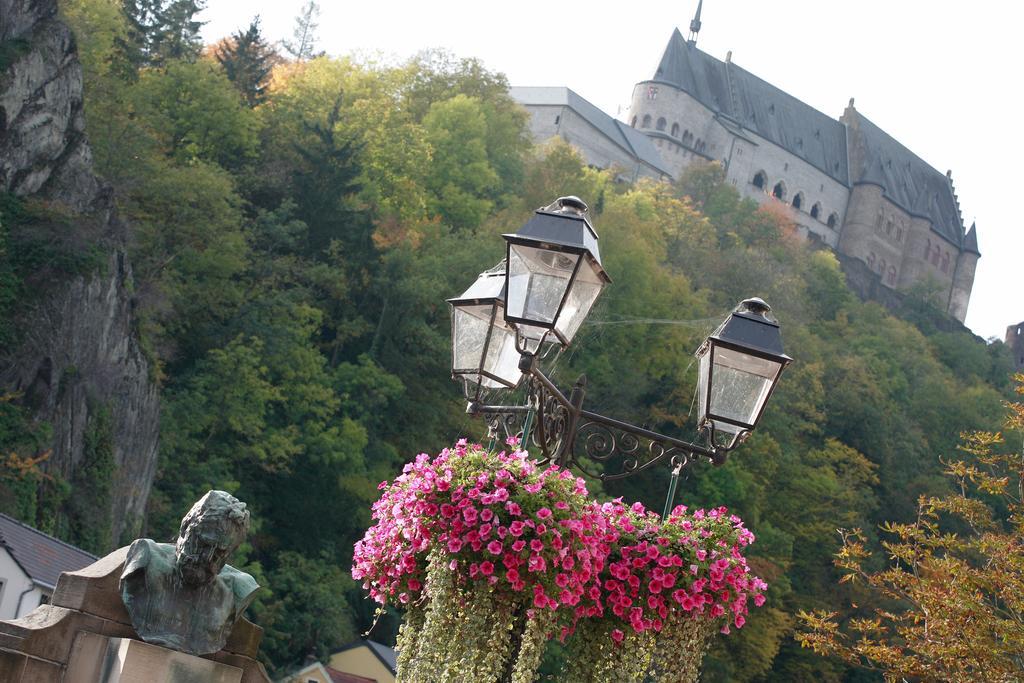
[0,548,43,620]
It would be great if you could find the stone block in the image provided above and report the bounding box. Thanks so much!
[223,618,262,658]
[68,636,243,683]
[203,649,271,683]
[0,605,106,663]
[0,648,28,680]
[52,547,133,626]
[22,656,62,682]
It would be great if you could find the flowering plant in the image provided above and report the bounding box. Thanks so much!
[352,439,605,681]
[563,499,766,682]
[352,442,767,683]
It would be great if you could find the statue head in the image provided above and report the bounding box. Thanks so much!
[174,490,250,586]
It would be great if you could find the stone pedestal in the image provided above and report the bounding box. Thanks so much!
[66,633,242,683]
[0,547,270,682]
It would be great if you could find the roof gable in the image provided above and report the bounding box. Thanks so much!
[851,112,966,247]
[331,639,397,675]
[508,86,671,176]
[651,30,849,185]
[0,514,96,589]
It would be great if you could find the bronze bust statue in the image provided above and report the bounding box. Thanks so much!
[119,490,260,655]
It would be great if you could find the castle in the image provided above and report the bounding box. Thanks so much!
[510,11,979,323]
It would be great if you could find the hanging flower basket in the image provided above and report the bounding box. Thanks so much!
[353,442,767,683]
[353,440,605,682]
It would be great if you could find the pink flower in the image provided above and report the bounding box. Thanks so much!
[537,507,553,520]
[611,629,624,643]
[487,540,503,555]
[480,561,494,576]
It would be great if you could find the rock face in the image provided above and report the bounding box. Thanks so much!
[0,0,159,540]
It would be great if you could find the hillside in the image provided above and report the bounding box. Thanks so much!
[0,0,1017,678]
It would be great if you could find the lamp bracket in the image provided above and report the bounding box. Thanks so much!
[467,360,727,481]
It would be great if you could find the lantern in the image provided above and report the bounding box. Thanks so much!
[502,196,610,347]
[696,298,792,448]
[448,265,524,396]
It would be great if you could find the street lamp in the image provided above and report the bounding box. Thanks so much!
[448,265,523,399]
[502,196,611,348]
[449,196,792,486]
[696,298,792,449]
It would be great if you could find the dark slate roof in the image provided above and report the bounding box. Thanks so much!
[509,86,671,176]
[964,223,979,255]
[0,514,97,589]
[853,113,968,248]
[332,640,397,675]
[650,29,849,185]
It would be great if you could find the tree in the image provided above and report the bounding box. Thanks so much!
[215,17,278,107]
[797,375,1024,681]
[281,0,320,61]
[120,0,205,67]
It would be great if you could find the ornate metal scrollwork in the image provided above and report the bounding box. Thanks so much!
[526,376,571,464]
[572,420,691,481]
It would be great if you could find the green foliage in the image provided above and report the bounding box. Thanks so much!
[256,551,358,672]
[131,59,261,168]
[120,0,205,67]
[64,404,115,554]
[214,17,278,107]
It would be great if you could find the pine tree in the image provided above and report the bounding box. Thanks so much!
[215,17,278,107]
[120,0,205,67]
[281,0,320,61]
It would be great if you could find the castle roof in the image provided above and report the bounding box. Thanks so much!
[509,86,671,177]
[851,112,969,249]
[650,29,849,185]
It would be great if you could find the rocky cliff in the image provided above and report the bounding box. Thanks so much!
[0,0,159,541]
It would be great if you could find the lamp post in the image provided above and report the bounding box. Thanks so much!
[449,196,791,486]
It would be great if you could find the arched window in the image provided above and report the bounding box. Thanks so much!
[656,117,667,132]
[792,192,804,210]
[630,116,637,128]
[867,252,875,269]
[896,226,903,242]
[752,171,767,189]
[931,245,940,266]
[683,130,692,144]
[826,212,838,228]
[887,266,897,286]
[879,258,887,275]
[671,122,680,137]
[810,203,821,219]
[772,181,786,200]
[886,220,894,237]
[641,114,652,128]
[941,252,950,273]
[924,239,931,258]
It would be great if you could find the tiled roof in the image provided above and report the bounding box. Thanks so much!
[325,668,376,683]
[509,86,672,176]
[650,28,849,185]
[0,514,97,589]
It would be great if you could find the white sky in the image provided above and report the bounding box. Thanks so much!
[201,0,1023,341]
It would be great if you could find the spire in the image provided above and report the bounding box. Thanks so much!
[963,221,980,256]
[688,0,703,45]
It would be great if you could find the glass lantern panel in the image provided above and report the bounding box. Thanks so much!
[451,304,492,373]
[481,324,522,387]
[707,346,781,429]
[554,257,605,344]
[506,244,580,326]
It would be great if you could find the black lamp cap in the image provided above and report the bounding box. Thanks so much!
[502,197,610,282]
[709,298,792,362]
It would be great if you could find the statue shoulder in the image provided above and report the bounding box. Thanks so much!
[222,564,260,611]
[121,539,175,580]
